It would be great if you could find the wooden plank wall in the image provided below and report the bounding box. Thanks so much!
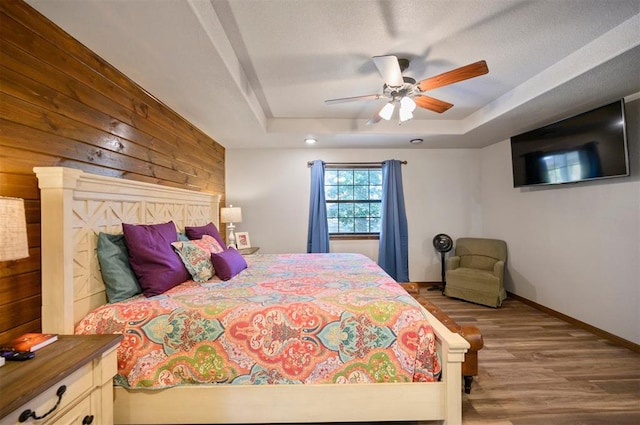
[0,0,226,342]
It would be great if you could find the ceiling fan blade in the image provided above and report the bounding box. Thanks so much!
[372,55,404,87]
[325,94,381,104]
[417,60,489,92]
[366,102,390,125]
[413,95,453,113]
[366,114,383,125]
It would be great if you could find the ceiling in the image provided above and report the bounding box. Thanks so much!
[26,0,640,150]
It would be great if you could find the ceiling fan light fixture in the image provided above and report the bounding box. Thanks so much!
[379,102,395,120]
[304,138,317,145]
[399,96,416,122]
[400,96,416,112]
[399,109,413,122]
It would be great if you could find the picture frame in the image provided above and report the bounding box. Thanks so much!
[235,232,251,249]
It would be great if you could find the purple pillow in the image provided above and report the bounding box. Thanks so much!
[185,222,226,249]
[122,221,189,296]
[211,248,247,281]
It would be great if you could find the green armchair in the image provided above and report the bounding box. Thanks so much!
[444,237,507,307]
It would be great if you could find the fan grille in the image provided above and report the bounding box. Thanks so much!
[433,234,453,253]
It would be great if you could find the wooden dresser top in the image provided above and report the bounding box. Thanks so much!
[0,334,122,418]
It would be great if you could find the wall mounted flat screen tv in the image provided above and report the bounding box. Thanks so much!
[510,100,629,187]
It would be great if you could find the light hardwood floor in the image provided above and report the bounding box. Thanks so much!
[418,289,640,424]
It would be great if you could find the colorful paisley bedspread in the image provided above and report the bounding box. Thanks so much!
[76,253,441,389]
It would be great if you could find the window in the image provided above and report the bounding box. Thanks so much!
[325,167,382,237]
[542,150,582,184]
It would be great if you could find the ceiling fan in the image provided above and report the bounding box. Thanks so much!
[325,55,489,124]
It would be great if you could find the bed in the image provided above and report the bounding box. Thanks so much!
[34,166,469,425]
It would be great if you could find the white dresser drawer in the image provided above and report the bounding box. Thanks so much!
[2,364,92,425]
[47,397,92,425]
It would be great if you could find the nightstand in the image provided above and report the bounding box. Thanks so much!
[0,334,122,425]
[238,247,260,255]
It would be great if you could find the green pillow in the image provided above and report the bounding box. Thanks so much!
[97,233,141,303]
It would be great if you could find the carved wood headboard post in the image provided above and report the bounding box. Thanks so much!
[34,167,221,335]
[34,167,83,334]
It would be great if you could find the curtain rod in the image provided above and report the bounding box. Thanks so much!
[307,161,407,167]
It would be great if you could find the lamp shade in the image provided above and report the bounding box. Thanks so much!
[220,206,242,224]
[0,196,29,261]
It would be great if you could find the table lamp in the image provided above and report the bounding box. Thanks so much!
[220,205,242,248]
[0,196,29,261]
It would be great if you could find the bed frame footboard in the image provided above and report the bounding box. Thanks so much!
[112,306,468,425]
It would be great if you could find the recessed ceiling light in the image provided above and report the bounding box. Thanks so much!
[409,138,423,144]
[304,138,317,145]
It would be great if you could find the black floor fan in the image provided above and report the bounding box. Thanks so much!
[429,234,453,292]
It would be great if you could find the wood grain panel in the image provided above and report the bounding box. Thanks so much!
[0,248,40,278]
[0,172,38,198]
[0,319,40,344]
[0,0,226,337]
[0,295,40,332]
[0,144,126,178]
[0,271,40,306]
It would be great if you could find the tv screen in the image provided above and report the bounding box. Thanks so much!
[510,100,629,187]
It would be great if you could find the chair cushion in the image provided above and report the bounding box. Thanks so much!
[455,238,506,261]
[459,255,497,271]
[446,267,499,292]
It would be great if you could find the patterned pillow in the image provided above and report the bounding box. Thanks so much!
[172,235,224,282]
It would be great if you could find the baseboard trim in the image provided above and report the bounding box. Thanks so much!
[507,291,640,354]
[414,281,442,288]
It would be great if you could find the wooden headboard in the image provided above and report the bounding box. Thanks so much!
[34,167,221,334]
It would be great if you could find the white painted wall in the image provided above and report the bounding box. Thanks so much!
[480,99,640,344]
[226,148,482,282]
[226,100,639,344]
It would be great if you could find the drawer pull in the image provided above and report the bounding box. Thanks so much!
[18,385,67,422]
[82,415,94,425]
